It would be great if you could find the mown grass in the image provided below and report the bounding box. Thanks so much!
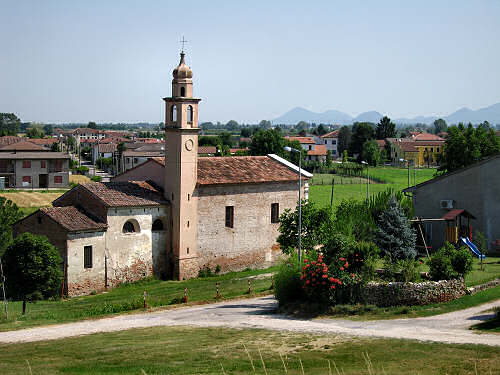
[0,267,276,332]
[309,167,436,208]
[0,326,499,374]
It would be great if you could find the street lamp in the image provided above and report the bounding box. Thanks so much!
[399,158,410,188]
[361,160,369,202]
[284,146,302,266]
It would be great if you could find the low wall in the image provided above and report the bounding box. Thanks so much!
[361,279,466,307]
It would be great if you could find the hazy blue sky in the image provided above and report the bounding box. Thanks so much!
[1,0,499,124]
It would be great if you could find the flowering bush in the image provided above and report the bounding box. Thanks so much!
[300,253,343,303]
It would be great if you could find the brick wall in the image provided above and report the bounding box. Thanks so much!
[196,181,301,273]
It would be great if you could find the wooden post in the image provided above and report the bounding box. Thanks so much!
[216,282,221,298]
[248,279,251,294]
[183,287,188,303]
[143,290,147,308]
[418,221,430,259]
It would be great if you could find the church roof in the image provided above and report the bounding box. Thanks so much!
[149,155,308,186]
[40,206,107,232]
[79,181,166,207]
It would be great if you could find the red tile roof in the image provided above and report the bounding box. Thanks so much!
[80,181,166,207]
[0,136,22,146]
[28,138,59,146]
[321,130,339,138]
[307,144,328,156]
[412,132,444,141]
[375,139,386,150]
[97,143,117,153]
[150,155,306,186]
[399,142,418,152]
[441,209,476,221]
[285,136,315,144]
[198,146,217,154]
[0,141,49,151]
[41,206,107,232]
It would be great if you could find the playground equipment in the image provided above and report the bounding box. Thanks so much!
[461,237,486,259]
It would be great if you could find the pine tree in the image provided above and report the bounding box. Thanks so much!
[375,196,416,260]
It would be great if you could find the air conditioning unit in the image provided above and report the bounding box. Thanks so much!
[440,200,454,209]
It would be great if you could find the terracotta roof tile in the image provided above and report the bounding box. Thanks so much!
[412,132,444,141]
[97,143,117,153]
[0,141,49,151]
[198,146,217,154]
[321,130,339,138]
[41,206,107,232]
[147,156,307,186]
[28,138,58,146]
[284,136,315,144]
[81,181,166,207]
[0,136,23,146]
[0,152,70,159]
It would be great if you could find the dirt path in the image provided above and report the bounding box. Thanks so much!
[0,296,499,346]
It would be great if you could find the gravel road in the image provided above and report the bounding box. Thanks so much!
[0,296,499,346]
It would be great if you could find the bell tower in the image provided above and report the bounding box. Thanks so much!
[163,51,201,280]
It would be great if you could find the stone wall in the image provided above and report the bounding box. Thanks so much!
[361,279,466,307]
[196,181,303,273]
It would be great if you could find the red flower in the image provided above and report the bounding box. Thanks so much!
[351,273,355,277]
[322,274,327,279]
[329,277,334,282]
[330,285,336,289]
[305,280,310,285]
[355,253,359,257]
[344,262,349,268]
[304,259,309,263]
[340,267,344,271]
[339,257,345,261]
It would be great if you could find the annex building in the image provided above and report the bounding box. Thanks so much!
[14,52,309,295]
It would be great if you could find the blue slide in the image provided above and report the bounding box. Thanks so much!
[460,237,486,259]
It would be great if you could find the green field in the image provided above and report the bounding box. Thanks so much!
[0,326,499,374]
[309,167,436,207]
[0,267,276,332]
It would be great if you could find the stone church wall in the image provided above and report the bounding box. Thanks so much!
[196,181,303,272]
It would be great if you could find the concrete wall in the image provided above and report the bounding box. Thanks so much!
[113,160,165,188]
[105,206,169,285]
[412,156,500,251]
[196,181,303,272]
[13,159,69,188]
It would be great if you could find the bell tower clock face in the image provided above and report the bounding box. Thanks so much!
[185,138,194,151]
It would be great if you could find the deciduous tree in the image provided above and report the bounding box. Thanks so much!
[3,233,63,314]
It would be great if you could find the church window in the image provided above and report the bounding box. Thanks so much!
[84,246,93,268]
[171,105,177,122]
[123,220,139,233]
[180,86,185,97]
[187,105,193,123]
[225,206,234,228]
[271,203,279,223]
[152,219,164,231]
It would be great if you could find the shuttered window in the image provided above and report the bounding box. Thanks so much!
[84,246,92,268]
[225,206,234,228]
[271,203,279,223]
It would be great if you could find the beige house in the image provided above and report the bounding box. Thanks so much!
[14,52,310,294]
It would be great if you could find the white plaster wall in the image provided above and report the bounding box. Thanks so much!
[105,206,168,283]
[66,231,106,295]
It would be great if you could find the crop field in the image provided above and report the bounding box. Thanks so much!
[0,191,63,208]
[309,167,437,207]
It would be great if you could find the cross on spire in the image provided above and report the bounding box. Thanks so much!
[180,36,188,53]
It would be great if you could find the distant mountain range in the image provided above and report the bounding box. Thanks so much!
[272,103,500,126]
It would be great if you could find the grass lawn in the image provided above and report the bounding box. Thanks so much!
[0,267,276,332]
[0,326,499,374]
[309,167,436,208]
[0,191,63,208]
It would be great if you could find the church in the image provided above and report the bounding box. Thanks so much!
[14,52,310,295]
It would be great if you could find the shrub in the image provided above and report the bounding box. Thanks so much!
[375,196,416,260]
[91,176,102,182]
[274,254,303,306]
[429,242,473,281]
[348,241,380,282]
[300,253,343,304]
[322,232,355,266]
[333,199,375,242]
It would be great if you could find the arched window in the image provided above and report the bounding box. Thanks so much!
[152,219,164,231]
[180,87,185,97]
[187,105,193,123]
[171,105,177,122]
[123,220,139,233]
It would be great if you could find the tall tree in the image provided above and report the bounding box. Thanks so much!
[43,124,54,135]
[258,120,272,129]
[26,123,45,139]
[0,113,21,136]
[375,116,396,140]
[433,118,447,134]
[350,122,375,157]
[361,140,381,166]
[337,126,351,155]
[249,129,285,156]
[0,197,23,256]
[87,122,97,129]
[225,120,239,130]
[440,123,500,173]
[3,233,63,314]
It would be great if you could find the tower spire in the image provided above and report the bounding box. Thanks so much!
[180,36,188,53]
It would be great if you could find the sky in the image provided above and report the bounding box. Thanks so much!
[1,0,500,124]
